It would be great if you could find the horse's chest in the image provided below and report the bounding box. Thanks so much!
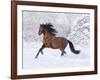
[43,37,51,47]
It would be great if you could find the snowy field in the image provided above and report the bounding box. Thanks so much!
[23,41,90,69]
[22,11,91,70]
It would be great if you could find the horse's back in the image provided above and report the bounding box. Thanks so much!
[51,37,68,49]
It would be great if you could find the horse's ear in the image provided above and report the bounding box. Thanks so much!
[40,24,42,27]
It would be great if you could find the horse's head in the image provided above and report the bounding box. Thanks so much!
[38,24,45,35]
[38,23,57,36]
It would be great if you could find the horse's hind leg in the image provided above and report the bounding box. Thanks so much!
[60,48,66,56]
[61,51,66,56]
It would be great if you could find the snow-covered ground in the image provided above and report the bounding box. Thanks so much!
[22,11,91,70]
[23,41,90,70]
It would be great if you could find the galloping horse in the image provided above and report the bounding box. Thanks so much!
[35,23,80,58]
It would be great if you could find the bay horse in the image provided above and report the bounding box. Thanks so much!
[35,23,80,58]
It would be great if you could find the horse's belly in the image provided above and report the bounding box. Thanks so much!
[44,42,51,48]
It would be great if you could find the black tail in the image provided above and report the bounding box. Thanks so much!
[67,40,80,54]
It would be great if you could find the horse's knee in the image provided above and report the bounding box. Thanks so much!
[41,50,44,55]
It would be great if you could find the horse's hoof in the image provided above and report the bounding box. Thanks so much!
[61,54,64,56]
[35,56,38,59]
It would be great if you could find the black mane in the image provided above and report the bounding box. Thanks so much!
[40,23,57,36]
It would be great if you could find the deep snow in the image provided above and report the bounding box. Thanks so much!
[23,41,90,70]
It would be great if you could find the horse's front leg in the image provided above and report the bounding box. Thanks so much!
[35,44,45,59]
[41,50,44,55]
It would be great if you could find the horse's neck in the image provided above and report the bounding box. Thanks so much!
[43,31,54,40]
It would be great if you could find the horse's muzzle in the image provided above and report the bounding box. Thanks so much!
[38,32,42,35]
